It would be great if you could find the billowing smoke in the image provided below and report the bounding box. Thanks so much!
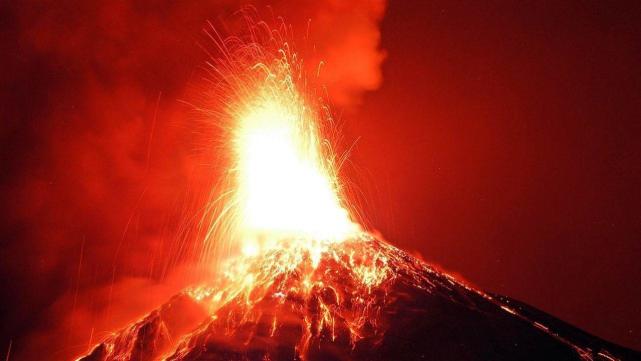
[0,1,386,360]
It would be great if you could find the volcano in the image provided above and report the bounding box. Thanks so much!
[72,15,640,361]
[78,236,639,361]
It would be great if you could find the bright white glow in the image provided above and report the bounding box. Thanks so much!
[232,90,357,255]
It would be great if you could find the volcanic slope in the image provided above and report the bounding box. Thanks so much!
[79,236,640,361]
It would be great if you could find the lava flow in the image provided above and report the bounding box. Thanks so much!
[77,18,639,361]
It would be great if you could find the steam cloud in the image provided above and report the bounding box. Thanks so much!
[0,1,386,360]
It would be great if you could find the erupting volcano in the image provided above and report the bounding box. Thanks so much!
[76,16,639,361]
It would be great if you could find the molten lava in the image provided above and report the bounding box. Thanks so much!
[197,20,358,267]
[232,84,357,247]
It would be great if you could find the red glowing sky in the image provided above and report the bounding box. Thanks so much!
[1,1,640,359]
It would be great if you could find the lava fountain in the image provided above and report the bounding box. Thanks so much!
[196,19,360,265]
[224,34,359,257]
[77,17,638,361]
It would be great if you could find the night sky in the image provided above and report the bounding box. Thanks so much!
[349,1,641,351]
[1,1,640,359]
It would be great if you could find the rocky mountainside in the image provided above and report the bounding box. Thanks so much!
[78,237,640,361]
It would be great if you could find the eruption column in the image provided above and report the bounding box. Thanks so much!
[202,22,360,264]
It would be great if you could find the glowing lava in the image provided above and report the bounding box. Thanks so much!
[231,69,358,256]
[199,21,359,265]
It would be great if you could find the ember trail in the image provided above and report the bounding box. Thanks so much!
[197,20,360,264]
